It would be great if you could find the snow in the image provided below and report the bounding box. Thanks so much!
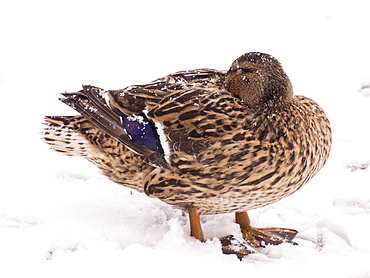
[1,0,370,277]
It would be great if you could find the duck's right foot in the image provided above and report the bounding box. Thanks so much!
[220,235,256,260]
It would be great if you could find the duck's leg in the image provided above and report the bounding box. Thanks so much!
[235,211,298,246]
[188,205,254,258]
[235,211,263,246]
[187,207,297,259]
[188,205,205,242]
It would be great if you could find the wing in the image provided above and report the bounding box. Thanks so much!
[107,69,245,156]
[60,85,169,169]
[106,68,226,114]
[59,69,230,167]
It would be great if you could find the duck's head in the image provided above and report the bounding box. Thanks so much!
[224,52,293,110]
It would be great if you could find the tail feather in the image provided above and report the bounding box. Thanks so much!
[42,115,152,192]
[42,115,105,158]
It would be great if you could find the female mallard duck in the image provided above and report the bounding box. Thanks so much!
[43,52,331,256]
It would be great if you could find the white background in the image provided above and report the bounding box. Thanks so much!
[1,0,370,277]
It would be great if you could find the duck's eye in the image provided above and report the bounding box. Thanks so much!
[239,68,255,74]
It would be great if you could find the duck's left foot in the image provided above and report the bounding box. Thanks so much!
[220,228,298,259]
[235,211,298,247]
[248,226,298,246]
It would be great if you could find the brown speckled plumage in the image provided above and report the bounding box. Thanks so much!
[42,52,332,251]
[44,115,153,192]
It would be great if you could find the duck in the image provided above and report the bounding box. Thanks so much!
[42,52,332,257]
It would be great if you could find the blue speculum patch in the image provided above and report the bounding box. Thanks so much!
[121,114,164,154]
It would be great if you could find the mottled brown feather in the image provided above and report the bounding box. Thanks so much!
[42,52,332,216]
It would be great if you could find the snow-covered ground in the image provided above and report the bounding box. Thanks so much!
[1,0,370,277]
